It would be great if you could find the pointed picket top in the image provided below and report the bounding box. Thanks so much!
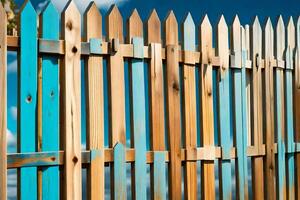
[182,12,195,51]
[147,9,161,44]
[275,15,285,59]
[0,0,5,13]
[287,17,295,49]
[217,15,229,72]
[231,15,241,53]
[263,18,274,59]
[41,1,59,39]
[296,16,300,48]
[19,0,36,23]
[84,2,102,40]
[106,4,123,42]
[128,9,143,42]
[251,16,262,59]
[165,10,178,45]
[200,14,213,62]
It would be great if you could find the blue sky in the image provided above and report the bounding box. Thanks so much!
[5,0,300,199]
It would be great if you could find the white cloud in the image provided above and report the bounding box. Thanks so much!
[39,0,128,13]
[7,129,16,148]
[9,106,17,121]
[7,59,17,74]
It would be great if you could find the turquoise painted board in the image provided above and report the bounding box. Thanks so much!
[114,143,126,200]
[40,2,59,200]
[131,37,147,200]
[218,67,232,199]
[285,49,295,198]
[19,2,38,200]
[154,152,166,200]
[275,69,286,199]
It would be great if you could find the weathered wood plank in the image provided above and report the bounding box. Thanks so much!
[217,15,232,200]
[114,143,126,200]
[61,1,82,199]
[83,3,104,200]
[165,11,182,199]
[275,15,287,200]
[182,12,197,200]
[286,17,295,199]
[232,17,249,200]
[18,1,38,199]
[0,3,6,200]
[40,2,60,200]
[199,15,215,200]
[295,16,300,199]
[250,17,264,199]
[263,18,276,200]
[128,9,147,200]
[153,152,166,200]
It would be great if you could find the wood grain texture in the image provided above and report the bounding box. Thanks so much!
[18,1,38,199]
[128,9,147,200]
[285,17,295,199]
[164,11,182,200]
[217,15,232,200]
[40,2,60,200]
[275,16,287,200]
[250,17,264,199]
[199,15,215,200]
[61,1,82,199]
[0,3,6,200]
[84,2,104,200]
[182,12,197,200]
[263,18,276,200]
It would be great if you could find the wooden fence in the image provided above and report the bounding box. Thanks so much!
[1,0,300,199]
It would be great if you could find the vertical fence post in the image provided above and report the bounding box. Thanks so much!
[182,12,197,200]
[127,9,147,200]
[263,18,276,199]
[286,17,296,199]
[40,2,60,200]
[106,5,126,199]
[61,1,82,199]
[250,17,265,199]
[165,11,182,199]
[217,15,232,199]
[199,15,215,200]
[0,2,6,200]
[84,3,105,199]
[275,16,287,199]
[18,1,38,199]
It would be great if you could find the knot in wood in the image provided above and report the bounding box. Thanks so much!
[51,157,56,161]
[72,156,78,163]
[171,47,175,52]
[26,95,32,103]
[72,46,78,54]
[66,21,73,30]
[172,82,179,92]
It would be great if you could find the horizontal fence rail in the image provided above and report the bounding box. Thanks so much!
[1,0,300,199]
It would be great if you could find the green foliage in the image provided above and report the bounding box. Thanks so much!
[1,0,17,35]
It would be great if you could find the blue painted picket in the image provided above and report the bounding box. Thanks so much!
[19,1,38,199]
[40,2,60,200]
[153,152,166,200]
[285,47,295,198]
[114,143,126,200]
[131,37,147,199]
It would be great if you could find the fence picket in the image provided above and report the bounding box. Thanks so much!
[114,143,126,200]
[40,2,60,200]
[0,3,6,200]
[263,18,276,199]
[231,16,249,200]
[275,15,287,200]
[61,1,82,199]
[250,16,264,199]
[165,11,182,199]
[295,16,300,199]
[18,1,38,199]
[286,17,296,199]
[153,152,167,200]
[182,12,197,200]
[128,9,147,200]
[200,15,215,200]
[84,2,104,200]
